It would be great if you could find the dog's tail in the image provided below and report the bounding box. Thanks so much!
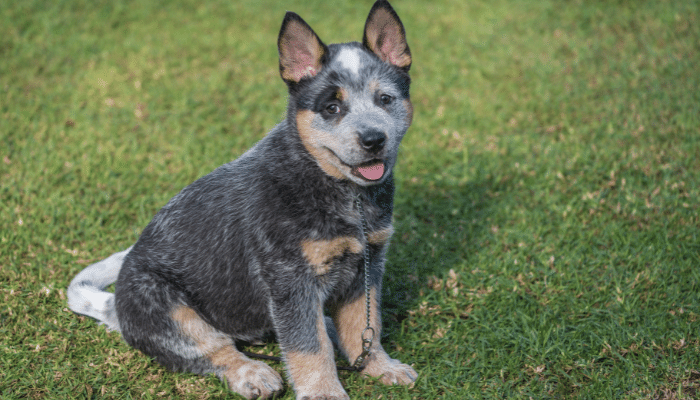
[67,246,132,332]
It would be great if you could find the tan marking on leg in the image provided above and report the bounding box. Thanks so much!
[285,305,348,399]
[171,305,229,354]
[368,226,394,245]
[331,287,382,363]
[296,110,349,180]
[331,288,417,386]
[171,305,283,399]
[302,236,363,276]
[209,345,247,370]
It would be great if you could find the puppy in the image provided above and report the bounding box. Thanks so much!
[68,1,417,398]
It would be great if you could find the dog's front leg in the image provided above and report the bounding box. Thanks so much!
[271,293,349,400]
[332,286,418,385]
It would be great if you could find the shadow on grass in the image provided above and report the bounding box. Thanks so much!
[381,173,504,334]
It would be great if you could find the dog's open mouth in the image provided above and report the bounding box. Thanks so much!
[352,160,385,181]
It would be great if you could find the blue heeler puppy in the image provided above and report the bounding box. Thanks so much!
[68,1,417,398]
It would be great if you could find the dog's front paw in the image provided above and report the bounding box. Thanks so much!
[223,359,284,399]
[297,392,349,400]
[295,380,349,400]
[363,353,418,385]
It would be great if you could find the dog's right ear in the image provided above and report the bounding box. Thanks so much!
[278,12,328,85]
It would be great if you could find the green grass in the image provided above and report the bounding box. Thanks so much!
[2,0,699,398]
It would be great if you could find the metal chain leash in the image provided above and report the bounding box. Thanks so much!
[351,194,374,369]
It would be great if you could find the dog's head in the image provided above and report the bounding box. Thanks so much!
[278,0,412,186]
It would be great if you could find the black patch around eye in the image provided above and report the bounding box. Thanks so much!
[314,84,348,120]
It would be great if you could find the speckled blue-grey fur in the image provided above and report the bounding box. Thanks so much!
[116,121,399,360]
[68,1,415,398]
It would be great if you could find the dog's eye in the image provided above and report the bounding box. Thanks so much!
[326,104,340,114]
[379,94,393,106]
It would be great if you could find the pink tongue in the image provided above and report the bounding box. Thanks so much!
[357,163,384,180]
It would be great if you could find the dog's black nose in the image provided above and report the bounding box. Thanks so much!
[358,130,386,153]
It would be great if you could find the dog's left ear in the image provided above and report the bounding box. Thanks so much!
[278,12,328,84]
[363,0,411,72]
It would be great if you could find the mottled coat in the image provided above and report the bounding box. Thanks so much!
[68,1,417,399]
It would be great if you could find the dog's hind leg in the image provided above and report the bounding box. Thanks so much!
[169,305,284,399]
[115,269,283,399]
[67,246,133,331]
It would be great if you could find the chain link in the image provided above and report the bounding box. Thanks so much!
[352,194,373,369]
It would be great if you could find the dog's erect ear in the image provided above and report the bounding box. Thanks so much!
[363,0,411,72]
[278,12,327,84]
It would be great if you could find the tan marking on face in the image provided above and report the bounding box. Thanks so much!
[336,88,348,101]
[285,306,346,396]
[368,226,394,245]
[296,110,349,180]
[403,98,414,126]
[331,287,382,362]
[369,80,381,93]
[302,236,363,275]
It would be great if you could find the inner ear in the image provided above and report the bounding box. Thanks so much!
[278,12,328,83]
[362,0,411,71]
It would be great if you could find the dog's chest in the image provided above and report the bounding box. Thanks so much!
[298,199,393,280]
[301,235,363,276]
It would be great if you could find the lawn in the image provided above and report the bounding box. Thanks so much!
[1,0,699,398]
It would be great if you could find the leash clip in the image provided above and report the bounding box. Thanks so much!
[352,349,370,369]
[352,326,375,369]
